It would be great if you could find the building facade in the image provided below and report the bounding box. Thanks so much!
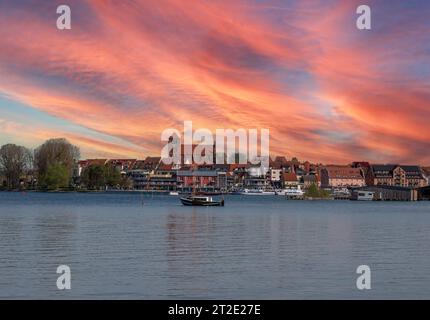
[320,166,365,188]
[367,165,426,188]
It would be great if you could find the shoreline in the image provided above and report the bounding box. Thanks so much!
[1,190,429,202]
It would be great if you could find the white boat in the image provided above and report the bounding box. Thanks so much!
[169,191,179,196]
[351,190,374,201]
[240,188,276,195]
[276,186,304,197]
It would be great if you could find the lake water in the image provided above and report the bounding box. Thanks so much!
[0,192,429,299]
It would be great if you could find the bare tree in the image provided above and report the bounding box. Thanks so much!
[34,138,80,188]
[0,144,33,189]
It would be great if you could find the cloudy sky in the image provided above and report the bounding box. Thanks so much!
[0,0,429,164]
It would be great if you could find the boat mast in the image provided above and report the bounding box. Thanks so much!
[191,163,197,195]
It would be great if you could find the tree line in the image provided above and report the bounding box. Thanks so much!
[0,138,132,191]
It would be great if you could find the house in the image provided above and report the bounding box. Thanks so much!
[269,156,288,169]
[177,170,219,191]
[282,172,298,187]
[127,169,150,190]
[244,175,269,189]
[106,159,136,173]
[77,159,107,176]
[270,168,282,183]
[320,166,365,188]
[270,168,283,188]
[367,164,426,188]
[147,172,177,190]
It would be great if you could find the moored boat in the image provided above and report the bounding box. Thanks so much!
[276,186,304,197]
[240,188,276,195]
[180,195,225,206]
[351,190,374,201]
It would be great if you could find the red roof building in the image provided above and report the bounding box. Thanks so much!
[320,166,365,188]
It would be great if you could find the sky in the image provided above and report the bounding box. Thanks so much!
[0,0,429,164]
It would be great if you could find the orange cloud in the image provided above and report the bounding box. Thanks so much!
[0,0,429,163]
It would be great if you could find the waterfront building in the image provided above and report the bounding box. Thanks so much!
[320,166,365,188]
[355,185,419,201]
[243,175,269,190]
[367,164,427,188]
[147,172,177,190]
[242,164,271,190]
[127,169,150,189]
[270,168,282,181]
[176,170,220,192]
[282,172,298,187]
[128,163,177,190]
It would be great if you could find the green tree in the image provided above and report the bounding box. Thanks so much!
[34,138,80,189]
[43,163,69,190]
[104,164,121,187]
[0,144,33,189]
[305,183,330,198]
[81,164,106,189]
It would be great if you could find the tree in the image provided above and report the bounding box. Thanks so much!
[80,164,123,190]
[104,164,121,187]
[305,183,330,198]
[0,144,32,189]
[43,163,69,190]
[81,164,106,189]
[34,138,80,188]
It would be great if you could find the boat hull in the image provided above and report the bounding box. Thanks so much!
[180,197,224,206]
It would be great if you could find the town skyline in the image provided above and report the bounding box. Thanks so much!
[1,1,430,163]
[2,137,430,167]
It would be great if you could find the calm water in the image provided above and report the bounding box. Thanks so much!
[0,192,429,299]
